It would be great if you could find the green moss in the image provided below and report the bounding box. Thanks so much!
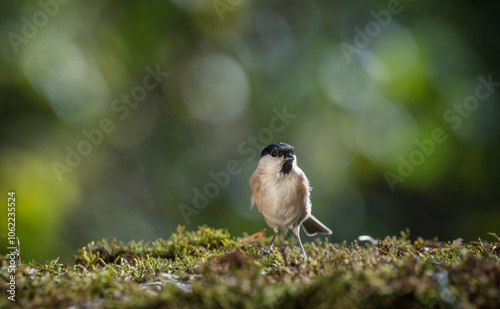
[1,226,499,308]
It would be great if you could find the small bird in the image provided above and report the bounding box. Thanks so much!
[250,142,332,258]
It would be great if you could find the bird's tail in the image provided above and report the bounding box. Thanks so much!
[301,215,332,236]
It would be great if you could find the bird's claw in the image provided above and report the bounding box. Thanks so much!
[261,245,274,255]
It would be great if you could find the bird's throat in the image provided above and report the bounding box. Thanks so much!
[280,161,293,174]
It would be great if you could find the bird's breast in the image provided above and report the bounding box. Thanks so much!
[253,172,311,230]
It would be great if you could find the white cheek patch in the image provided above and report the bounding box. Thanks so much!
[259,156,284,175]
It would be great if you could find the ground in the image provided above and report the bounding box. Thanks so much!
[1,226,499,308]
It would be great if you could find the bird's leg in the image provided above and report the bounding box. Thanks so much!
[293,226,307,259]
[262,231,278,254]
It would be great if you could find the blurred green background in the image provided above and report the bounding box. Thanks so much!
[1,0,499,262]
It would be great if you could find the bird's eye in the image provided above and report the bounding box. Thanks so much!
[271,150,277,157]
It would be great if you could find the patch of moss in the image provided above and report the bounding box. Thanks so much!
[1,227,499,308]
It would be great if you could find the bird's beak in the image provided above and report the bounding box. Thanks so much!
[286,153,294,160]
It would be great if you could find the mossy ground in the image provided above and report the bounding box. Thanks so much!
[1,226,499,308]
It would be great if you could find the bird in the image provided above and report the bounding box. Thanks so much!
[249,142,332,258]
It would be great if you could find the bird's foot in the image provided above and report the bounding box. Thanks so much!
[299,249,308,260]
[261,249,272,255]
[261,245,275,255]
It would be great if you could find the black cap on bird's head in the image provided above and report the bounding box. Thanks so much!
[260,142,295,158]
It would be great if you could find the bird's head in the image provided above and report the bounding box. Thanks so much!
[258,142,296,175]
